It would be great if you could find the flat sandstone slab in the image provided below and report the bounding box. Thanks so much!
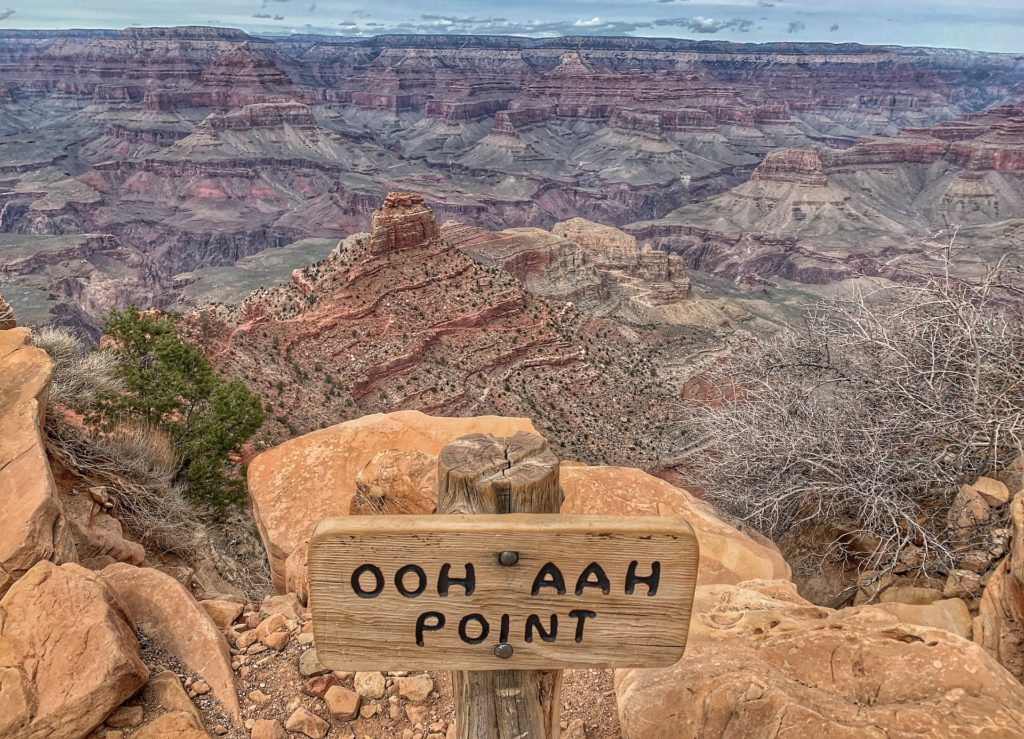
[308,514,698,671]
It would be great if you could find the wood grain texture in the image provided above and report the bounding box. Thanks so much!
[307,515,699,670]
[438,432,563,739]
[436,432,564,514]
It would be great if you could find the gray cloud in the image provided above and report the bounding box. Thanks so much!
[413,14,655,36]
[253,12,271,18]
[830,23,839,32]
[323,11,761,38]
[787,20,805,33]
[0,8,14,21]
[654,16,754,34]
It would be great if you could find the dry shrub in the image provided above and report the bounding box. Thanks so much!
[34,326,123,409]
[45,418,199,553]
[35,326,271,597]
[688,261,1024,578]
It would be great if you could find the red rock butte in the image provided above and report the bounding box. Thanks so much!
[367,192,440,255]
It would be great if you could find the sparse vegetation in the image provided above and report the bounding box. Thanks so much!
[95,307,266,507]
[689,257,1024,578]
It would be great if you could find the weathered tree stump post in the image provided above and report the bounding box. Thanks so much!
[436,431,564,739]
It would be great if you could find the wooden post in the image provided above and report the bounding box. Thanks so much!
[436,431,564,739]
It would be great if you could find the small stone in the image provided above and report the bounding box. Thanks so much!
[324,685,361,720]
[261,593,303,621]
[250,718,287,739]
[248,689,272,705]
[944,569,983,599]
[359,702,379,718]
[302,674,341,699]
[200,599,245,630]
[402,731,415,739]
[972,476,1010,506]
[235,630,261,650]
[247,643,269,655]
[239,666,252,679]
[354,671,386,699]
[299,648,331,677]
[427,734,444,739]
[106,705,144,728]
[333,670,354,681]
[262,630,289,651]
[960,549,992,574]
[214,725,228,736]
[948,485,992,538]
[406,704,429,724]
[256,613,286,639]
[191,680,211,696]
[297,632,315,646]
[106,732,125,739]
[564,718,587,739]
[284,707,328,739]
[389,704,402,720]
[245,719,255,730]
[243,611,262,630]
[397,675,434,703]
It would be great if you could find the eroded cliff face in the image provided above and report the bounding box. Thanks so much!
[629,102,1024,286]
[179,193,702,472]
[0,30,1022,329]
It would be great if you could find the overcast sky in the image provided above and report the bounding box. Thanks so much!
[0,1,1020,54]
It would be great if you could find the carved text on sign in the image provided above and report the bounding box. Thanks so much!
[308,514,699,671]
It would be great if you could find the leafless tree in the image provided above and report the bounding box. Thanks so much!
[688,253,1024,577]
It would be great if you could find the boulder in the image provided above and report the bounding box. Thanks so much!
[947,484,992,540]
[199,598,244,630]
[247,410,535,590]
[559,462,790,585]
[63,495,145,567]
[943,569,982,599]
[0,561,148,739]
[871,598,972,638]
[133,711,210,739]
[975,490,1024,680]
[972,476,1011,507]
[0,329,76,596]
[616,579,1024,738]
[877,585,944,605]
[142,671,202,726]
[99,564,241,724]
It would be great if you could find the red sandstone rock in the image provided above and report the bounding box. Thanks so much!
[0,329,76,598]
[0,561,148,739]
[367,192,439,255]
[99,564,241,725]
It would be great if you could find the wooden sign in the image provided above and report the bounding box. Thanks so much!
[308,514,699,671]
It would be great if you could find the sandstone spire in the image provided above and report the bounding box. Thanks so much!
[0,292,15,329]
[367,192,439,256]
